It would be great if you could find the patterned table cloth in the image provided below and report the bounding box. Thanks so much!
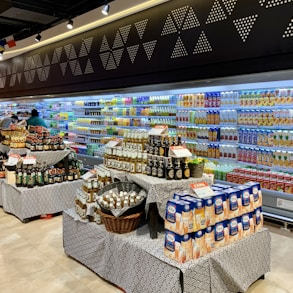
[0,178,5,206]
[9,149,71,167]
[127,173,213,218]
[1,180,82,221]
[63,208,271,293]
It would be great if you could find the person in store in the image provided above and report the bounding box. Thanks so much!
[0,114,22,129]
[26,109,47,128]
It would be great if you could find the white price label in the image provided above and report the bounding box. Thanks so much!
[169,146,192,158]
[148,125,168,135]
[190,181,215,198]
[277,198,293,211]
[105,139,122,148]
[7,154,20,165]
[23,156,37,165]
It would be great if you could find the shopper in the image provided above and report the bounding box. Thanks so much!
[0,114,20,129]
[27,109,47,128]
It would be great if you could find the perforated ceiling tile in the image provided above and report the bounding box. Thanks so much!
[17,73,21,83]
[135,19,148,40]
[84,59,94,74]
[171,36,188,58]
[193,31,212,54]
[182,7,200,30]
[9,75,16,86]
[100,52,110,69]
[44,54,50,67]
[33,54,42,68]
[100,35,110,52]
[127,44,140,63]
[233,14,258,42]
[106,53,117,70]
[119,25,132,44]
[6,65,11,75]
[69,60,82,76]
[258,0,266,6]
[113,48,124,66]
[143,40,157,60]
[79,37,93,57]
[51,47,62,64]
[283,18,293,38]
[161,14,178,35]
[172,6,189,29]
[113,31,124,49]
[64,44,77,60]
[266,0,292,8]
[206,0,227,24]
[222,0,238,15]
[60,62,67,76]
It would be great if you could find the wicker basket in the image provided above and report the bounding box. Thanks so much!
[97,181,146,216]
[100,210,143,233]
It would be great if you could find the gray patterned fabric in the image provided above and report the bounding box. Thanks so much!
[2,180,81,221]
[0,178,4,206]
[127,173,213,218]
[63,208,271,293]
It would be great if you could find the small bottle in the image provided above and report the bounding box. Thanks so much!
[141,152,148,174]
[151,155,158,177]
[157,158,165,178]
[165,157,174,180]
[182,158,190,179]
[146,154,153,176]
[16,167,23,187]
[174,158,182,180]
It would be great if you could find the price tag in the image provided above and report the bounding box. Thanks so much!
[190,181,215,198]
[23,156,37,165]
[81,169,96,180]
[169,146,192,158]
[105,138,122,148]
[7,154,20,165]
[148,125,168,135]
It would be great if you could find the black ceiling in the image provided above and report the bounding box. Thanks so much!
[0,0,114,41]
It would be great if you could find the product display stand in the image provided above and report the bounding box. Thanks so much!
[0,178,5,207]
[63,208,271,293]
[1,180,82,222]
[126,173,213,239]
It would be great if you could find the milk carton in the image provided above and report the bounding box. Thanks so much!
[182,196,206,231]
[192,230,206,259]
[239,213,254,238]
[173,191,190,200]
[165,199,193,235]
[205,226,215,253]
[164,230,192,263]
[238,185,254,214]
[204,197,214,226]
[226,188,241,219]
[212,191,228,224]
[254,207,263,232]
[214,221,228,249]
[244,182,262,209]
[212,183,232,189]
[228,218,241,244]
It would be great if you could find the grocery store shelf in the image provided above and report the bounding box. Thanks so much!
[76,154,103,169]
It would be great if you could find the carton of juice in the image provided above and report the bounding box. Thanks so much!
[238,185,254,214]
[164,230,192,263]
[192,230,206,259]
[254,207,263,233]
[182,196,206,231]
[239,213,254,238]
[165,200,193,235]
[214,221,229,248]
[226,187,241,218]
[228,218,241,243]
[205,226,215,253]
[212,191,228,223]
[244,182,262,209]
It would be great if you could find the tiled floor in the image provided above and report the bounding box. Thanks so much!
[0,208,292,293]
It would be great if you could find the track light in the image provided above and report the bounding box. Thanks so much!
[102,3,110,15]
[67,19,73,30]
[35,33,42,42]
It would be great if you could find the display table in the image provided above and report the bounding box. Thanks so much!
[127,173,213,238]
[1,180,82,222]
[63,208,271,293]
[0,178,5,207]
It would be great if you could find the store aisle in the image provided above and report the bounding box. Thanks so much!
[0,208,292,293]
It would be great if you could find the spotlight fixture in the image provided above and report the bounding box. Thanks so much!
[35,33,42,42]
[67,19,73,30]
[101,2,110,16]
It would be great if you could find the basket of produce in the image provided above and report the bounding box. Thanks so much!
[97,181,147,217]
[99,210,143,234]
